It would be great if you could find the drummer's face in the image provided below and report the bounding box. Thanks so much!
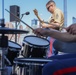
[46,2,55,13]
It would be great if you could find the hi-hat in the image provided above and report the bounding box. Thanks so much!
[0,27,29,34]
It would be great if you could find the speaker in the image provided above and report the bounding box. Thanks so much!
[10,5,20,22]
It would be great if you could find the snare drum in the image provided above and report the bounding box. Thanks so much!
[22,35,50,58]
[6,41,21,65]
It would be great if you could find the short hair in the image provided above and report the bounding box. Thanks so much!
[46,0,56,6]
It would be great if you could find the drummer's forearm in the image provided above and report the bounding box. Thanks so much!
[46,22,60,29]
[46,29,76,42]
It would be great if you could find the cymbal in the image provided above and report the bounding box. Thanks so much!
[0,27,29,34]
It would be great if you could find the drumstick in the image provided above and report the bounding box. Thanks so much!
[5,9,34,31]
[33,9,43,23]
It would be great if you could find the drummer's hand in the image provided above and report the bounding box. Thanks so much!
[41,22,48,28]
[66,24,76,34]
[34,28,48,37]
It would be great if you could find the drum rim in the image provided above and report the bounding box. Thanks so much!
[14,57,52,63]
[23,35,50,47]
[8,40,22,49]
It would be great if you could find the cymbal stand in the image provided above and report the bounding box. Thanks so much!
[17,14,24,27]
[0,0,9,74]
[0,19,8,75]
[15,21,17,43]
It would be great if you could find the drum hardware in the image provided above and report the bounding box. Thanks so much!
[0,27,29,34]
[0,24,28,75]
[0,36,8,75]
[12,61,28,75]
[18,50,24,58]
[4,55,11,66]
[0,10,29,75]
[13,58,52,75]
[0,1,8,74]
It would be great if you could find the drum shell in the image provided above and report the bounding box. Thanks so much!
[22,35,50,58]
[6,41,21,65]
[6,48,19,65]
[23,43,48,58]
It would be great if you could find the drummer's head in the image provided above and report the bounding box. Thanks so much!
[46,0,56,13]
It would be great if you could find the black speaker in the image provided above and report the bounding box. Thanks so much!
[10,5,20,22]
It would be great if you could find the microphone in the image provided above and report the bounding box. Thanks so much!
[22,12,30,16]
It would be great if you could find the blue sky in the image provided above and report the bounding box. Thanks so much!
[0,0,76,28]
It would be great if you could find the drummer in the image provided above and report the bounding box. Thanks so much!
[34,23,76,75]
[40,0,64,57]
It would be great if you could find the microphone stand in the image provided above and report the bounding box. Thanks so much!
[5,9,34,31]
[17,14,24,27]
[10,14,24,41]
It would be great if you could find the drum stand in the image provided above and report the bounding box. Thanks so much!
[0,0,8,74]
[13,58,52,75]
[0,19,8,75]
[4,56,11,65]
[0,1,14,74]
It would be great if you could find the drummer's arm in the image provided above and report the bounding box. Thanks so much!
[47,22,60,29]
[47,29,76,42]
[41,22,60,30]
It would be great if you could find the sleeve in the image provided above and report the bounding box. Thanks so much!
[54,10,61,23]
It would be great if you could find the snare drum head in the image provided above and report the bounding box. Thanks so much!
[23,35,50,47]
[8,41,21,49]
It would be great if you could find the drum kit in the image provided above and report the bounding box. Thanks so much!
[11,34,51,75]
[0,0,52,75]
[0,26,51,75]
